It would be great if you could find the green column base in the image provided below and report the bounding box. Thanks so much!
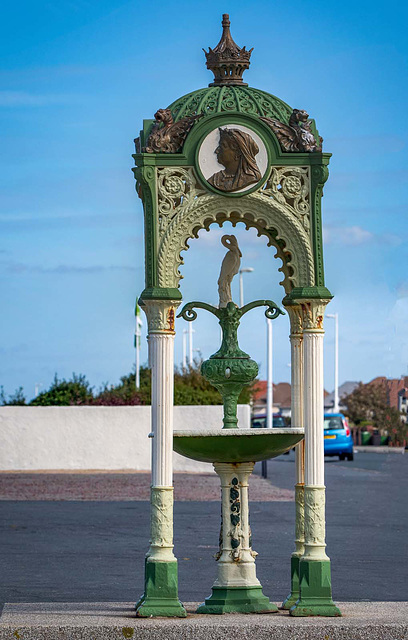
[289,559,341,617]
[136,560,187,618]
[196,586,278,615]
[281,555,300,609]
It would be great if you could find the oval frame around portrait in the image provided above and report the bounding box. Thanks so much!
[197,123,269,196]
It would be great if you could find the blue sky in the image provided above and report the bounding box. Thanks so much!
[1,0,407,400]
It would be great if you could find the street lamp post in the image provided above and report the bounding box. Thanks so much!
[188,322,194,366]
[326,313,339,413]
[182,329,188,371]
[266,317,273,429]
[239,267,254,307]
[238,267,271,477]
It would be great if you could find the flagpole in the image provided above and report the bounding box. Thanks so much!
[135,302,143,390]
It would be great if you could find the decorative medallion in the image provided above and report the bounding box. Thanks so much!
[198,125,268,194]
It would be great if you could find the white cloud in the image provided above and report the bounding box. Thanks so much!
[0,91,75,107]
[324,224,404,247]
[0,261,136,275]
[396,282,408,299]
[324,224,374,246]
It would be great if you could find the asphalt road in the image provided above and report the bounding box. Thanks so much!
[0,452,406,608]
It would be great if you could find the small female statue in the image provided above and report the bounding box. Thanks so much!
[218,235,242,307]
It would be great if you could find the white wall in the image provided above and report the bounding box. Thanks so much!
[0,405,250,472]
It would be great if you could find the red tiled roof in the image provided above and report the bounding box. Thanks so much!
[368,376,408,409]
[253,381,291,407]
[253,381,328,407]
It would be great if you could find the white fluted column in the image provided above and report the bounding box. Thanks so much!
[281,305,305,609]
[301,300,329,561]
[141,299,179,563]
[287,306,305,551]
[150,332,175,488]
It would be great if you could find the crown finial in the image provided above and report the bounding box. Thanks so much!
[203,14,253,87]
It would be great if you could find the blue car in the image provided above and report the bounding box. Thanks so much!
[324,413,354,461]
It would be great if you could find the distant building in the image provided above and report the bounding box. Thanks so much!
[252,381,291,417]
[368,376,408,422]
[326,376,408,420]
[398,389,407,421]
[324,381,359,413]
[253,381,328,418]
[252,376,408,420]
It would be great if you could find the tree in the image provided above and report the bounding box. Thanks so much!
[30,374,93,406]
[1,361,256,407]
[343,382,406,445]
[0,386,26,406]
[93,368,150,405]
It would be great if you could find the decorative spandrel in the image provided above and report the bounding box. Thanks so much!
[157,167,206,234]
[198,125,268,194]
[260,167,310,231]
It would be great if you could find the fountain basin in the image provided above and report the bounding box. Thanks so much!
[173,428,304,463]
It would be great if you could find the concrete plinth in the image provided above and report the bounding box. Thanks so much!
[1,602,407,640]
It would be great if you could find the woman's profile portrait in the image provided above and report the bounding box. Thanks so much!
[208,127,262,192]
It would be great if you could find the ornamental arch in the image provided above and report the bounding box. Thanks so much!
[132,13,340,619]
[156,192,315,294]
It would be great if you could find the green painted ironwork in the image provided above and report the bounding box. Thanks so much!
[281,555,301,609]
[177,299,283,429]
[133,107,332,301]
[132,24,340,616]
[135,559,187,618]
[168,85,293,127]
[196,585,278,615]
[173,429,304,463]
[289,559,341,617]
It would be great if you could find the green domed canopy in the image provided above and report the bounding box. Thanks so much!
[167,85,293,125]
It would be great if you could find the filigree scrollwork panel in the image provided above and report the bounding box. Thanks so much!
[260,167,310,232]
[304,487,326,547]
[157,167,206,235]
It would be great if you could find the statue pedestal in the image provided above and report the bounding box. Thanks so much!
[196,462,277,614]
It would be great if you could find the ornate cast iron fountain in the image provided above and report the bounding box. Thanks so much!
[134,12,340,620]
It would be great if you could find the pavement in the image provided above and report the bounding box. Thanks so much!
[0,471,293,502]
[0,452,407,637]
[0,601,407,640]
[354,445,405,454]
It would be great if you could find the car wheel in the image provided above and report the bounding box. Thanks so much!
[347,452,354,461]
[339,453,346,461]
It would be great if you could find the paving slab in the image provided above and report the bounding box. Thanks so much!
[0,602,407,640]
[0,472,293,502]
[354,446,405,454]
